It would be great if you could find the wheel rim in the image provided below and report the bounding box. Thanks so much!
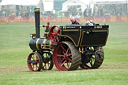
[42,53,53,70]
[53,43,72,71]
[49,26,61,43]
[27,53,42,72]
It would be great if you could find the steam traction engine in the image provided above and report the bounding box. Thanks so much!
[27,8,109,71]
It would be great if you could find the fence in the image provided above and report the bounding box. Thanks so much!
[0,16,128,23]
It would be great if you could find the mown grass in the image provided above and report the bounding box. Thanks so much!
[0,22,128,85]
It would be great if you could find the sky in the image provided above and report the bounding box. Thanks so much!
[79,0,91,3]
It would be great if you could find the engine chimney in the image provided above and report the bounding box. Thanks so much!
[34,8,40,38]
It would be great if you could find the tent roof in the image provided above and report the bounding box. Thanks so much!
[0,0,40,6]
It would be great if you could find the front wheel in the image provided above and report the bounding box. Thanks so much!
[27,52,42,72]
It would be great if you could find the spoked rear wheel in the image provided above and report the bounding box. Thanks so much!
[49,26,61,43]
[27,52,42,72]
[53,42,81,71]
[80,46,104,69]
[42,52,54,70]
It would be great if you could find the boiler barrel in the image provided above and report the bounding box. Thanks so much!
[29,38,52,51]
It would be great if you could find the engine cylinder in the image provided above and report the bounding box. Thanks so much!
[29,38,52,51]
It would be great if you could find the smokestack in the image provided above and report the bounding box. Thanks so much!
[34,8,40,38]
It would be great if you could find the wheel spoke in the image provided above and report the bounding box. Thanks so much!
[66,48,70,54]
[61,60,66,66]
[46,64,48,69]
[36,64,39,68]
[57,29,60,33]
[57,54,64,57]
[53,35,57,40]
[62,51,65,55]
[91,56,95,59]
[53,29,56,33]
[48,62,50,67]
[51,33,56,35]
[36,56,38,60]
[60,45,66,52]
[57,33,60,36]
[90,59,93,66]
[44,63,46,69]
[68,58,72,62]
[52,35,54,39]
[32,55,34,60]
[66,60,70,69]
[68,54,72,56]
[36,56,37,60]
[45,64,47,69]
[56,36,59,42]
[91,56,95,62]
[36,64,37,71]
[32,64,34,69]
[61,57,65,62]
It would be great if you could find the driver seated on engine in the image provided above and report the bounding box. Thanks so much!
[70,17,79,24]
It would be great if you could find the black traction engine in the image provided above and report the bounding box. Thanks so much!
[27,8,109,71]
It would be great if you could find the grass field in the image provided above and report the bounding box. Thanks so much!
[0,22,128,85]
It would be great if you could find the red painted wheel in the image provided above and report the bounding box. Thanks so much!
[27,52,42,72]
[42,52,54,70]
[49,26,61,43]
[53,42,81,71]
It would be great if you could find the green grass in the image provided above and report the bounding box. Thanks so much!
[0,22,128,85]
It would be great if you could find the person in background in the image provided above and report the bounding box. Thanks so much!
[18,13,21,22]
[75,13,80,22]
[69,13,72,18]
[83,9,87,18]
